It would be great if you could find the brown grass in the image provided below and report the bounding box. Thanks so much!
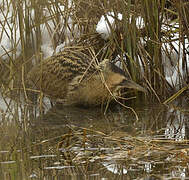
[0,0,188,110]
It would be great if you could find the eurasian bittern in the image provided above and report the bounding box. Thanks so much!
[28,46,146,106]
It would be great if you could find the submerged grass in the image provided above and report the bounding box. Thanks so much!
[25,124,189,166]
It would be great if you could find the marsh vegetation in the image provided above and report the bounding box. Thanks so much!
[0,0,189,179]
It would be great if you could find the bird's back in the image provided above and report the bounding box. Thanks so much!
[28,45,145,106]
[28,46,102,102]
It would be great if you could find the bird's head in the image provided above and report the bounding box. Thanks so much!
[98,59,146,96]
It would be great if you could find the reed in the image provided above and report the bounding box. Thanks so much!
[0,0,188,111]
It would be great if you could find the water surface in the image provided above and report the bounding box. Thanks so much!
[0,97,188,179]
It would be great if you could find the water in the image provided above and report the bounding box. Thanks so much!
[0,97,188,179]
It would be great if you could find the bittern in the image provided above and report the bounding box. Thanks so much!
[28,46,146,106]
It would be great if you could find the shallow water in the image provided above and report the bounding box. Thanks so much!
[0,97,189,180]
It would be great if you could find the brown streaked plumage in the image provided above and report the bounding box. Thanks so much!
[28,46,146,106]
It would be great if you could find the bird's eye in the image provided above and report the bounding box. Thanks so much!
[118,79,127,86]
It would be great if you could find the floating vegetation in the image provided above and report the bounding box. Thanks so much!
[55,125,189,165]
[0,101,188,178]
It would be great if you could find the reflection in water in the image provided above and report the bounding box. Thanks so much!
[102,162,127,175]
[144,162,152,173]
[170,166,187,179]
[165,107,186,141]
[0,96,188,179]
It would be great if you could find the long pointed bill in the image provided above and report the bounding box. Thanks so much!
[122,80,147,93]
